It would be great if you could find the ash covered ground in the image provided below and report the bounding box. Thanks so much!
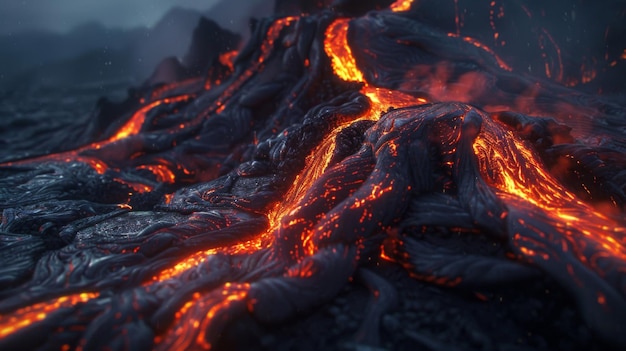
[1,1,626,350]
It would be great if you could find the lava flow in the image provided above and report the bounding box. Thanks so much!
[1,0,626,350]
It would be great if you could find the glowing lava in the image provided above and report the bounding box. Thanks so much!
[0,293,98,338]
[390,0,414,12]
[0,2,625,350]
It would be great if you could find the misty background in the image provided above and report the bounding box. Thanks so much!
[0,0,273,90]
[0,0,623,93]
[0,0,623,162]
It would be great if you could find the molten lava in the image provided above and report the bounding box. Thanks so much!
[0,1,625,350]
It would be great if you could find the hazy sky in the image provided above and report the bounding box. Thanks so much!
[0,0,221,34]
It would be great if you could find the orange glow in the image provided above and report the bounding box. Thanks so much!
[114,178,153,194]
[0,293,98,338]
[472,126,577,208]
[151,249,219,283]
[1,7,623,350]
[207,16,298,117]
[268,131,338,232]
[263,18,431,260]
[86,158,108,174]
[472,118,626,261]
[156,283,250,350]
[195,287,248,350]
[324,19,365,83]
[539,28,564,82]
[149,78,203,100]
[390,0,414,12]
[323,18,426,117]
[150,233,273,283]
[260,17,298,65]
[3,94,192,172]
[144,17,306,288]
[447,33,512,72]
[0,94,194,205]
[362,85,426,118]
[286,259,316,278]
[323,18,426,113]
[164,193,174,204]
[110,100,162,141]
[137,164,176,183]
[581,64,597,84]
[109,95,192,142]
[219,50,238,71]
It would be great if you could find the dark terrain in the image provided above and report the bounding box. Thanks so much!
[0,1,625,350]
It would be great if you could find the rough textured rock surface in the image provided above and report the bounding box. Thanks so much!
[1,1,625,350]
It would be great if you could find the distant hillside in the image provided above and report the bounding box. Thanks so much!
[7,48,136,90]
[205,0,272,34]
[0,0,274,90]
[128,7,205,80]
[0,22,144,88]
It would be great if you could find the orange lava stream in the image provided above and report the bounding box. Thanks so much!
[323,15,626,279]
[268,17,427,257]
[2,15,424,348]
[212,16,298,115]
[0,94,198,203]
[0,293,98,339]
[149,77,204,100]
[1,7,623,348]
[150,250,219,283]
[324,19,365,83]
[447,33,513,72]
[218,50,239,72]
[473,119,626,260]
[137,164,177,184]
[3,95,192,167]
[3,11,619,348]
[0,96,198,339]
[151,15,625,349]
[151,17,423,347]
[269,132,338,231]
[149,232,273,284]
[141,18,303,296]
[194,285,249,350]
[323,18,425,114]
[539,28,564,82]
[148,18,304,287]
[390,0,415,12]
[156,283,250,351]
[108,96,190,143]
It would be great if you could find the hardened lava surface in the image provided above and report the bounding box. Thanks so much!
[1,1,626,350]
